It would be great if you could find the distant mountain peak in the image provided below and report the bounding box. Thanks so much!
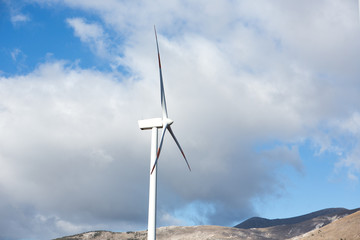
[235,207,357,229]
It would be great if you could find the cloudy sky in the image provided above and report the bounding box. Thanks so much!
[1,0,360,239]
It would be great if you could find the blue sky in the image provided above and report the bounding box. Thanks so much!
[0,2,110,74]
[1,0,360,239]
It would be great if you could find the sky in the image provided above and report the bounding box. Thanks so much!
[0,0,360,239]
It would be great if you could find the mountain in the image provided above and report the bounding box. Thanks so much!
[234,207,360,239]
[235,207,358,229]
[55,207,360,240]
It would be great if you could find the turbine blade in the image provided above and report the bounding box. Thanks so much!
[154,25,168,119]
[168,126,191,171]
[151,123,168,174]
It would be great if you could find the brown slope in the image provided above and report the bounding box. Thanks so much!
[293,210,360,240]
[55,226,275,240]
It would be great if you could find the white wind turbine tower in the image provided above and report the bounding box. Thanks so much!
[138,26,191,240]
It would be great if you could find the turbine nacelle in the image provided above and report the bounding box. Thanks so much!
[138,118,173,130]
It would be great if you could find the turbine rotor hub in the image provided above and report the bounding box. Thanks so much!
[163,118,174,126]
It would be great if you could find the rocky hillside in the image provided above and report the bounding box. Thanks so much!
[292,210,360,240]
[55,226,279,240]
[235,208,357,229]
[55,208,360,240]
[234,207,360,239]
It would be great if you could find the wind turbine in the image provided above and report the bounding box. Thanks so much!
[138,26,191,240]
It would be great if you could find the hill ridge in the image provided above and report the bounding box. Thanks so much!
[55,207,360,240]
[235,207,359,229]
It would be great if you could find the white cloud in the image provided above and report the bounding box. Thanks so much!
[66,18,104,42]
[10,48,24,62]
[3,0,31,26]
[3,0,360,239]
[340,112,360,135]
[55,218,89,235]
[261,145,303,172]
[317,112,360,181]
[66,18,109,58]
[10,13,30,25]
[337,142,360,181]
[0,61,149,238]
